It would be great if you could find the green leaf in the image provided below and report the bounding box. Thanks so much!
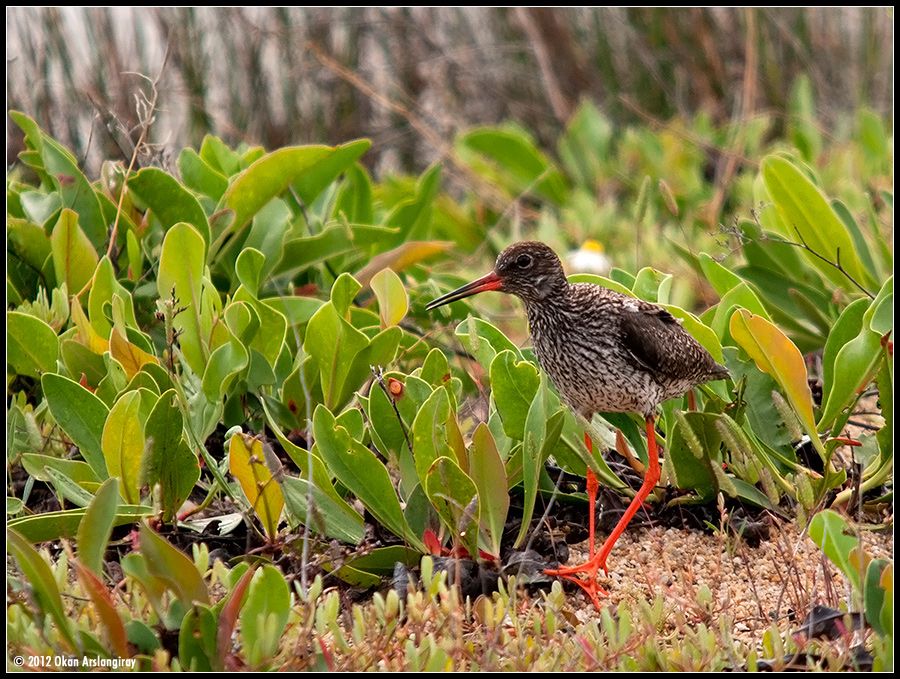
[128,167,211,254]
[7,311,59,377]
[730,477,779,511]
[866,276,893,335]
[304,275,369,409]
[233,287,288,370]
[818,329,882,430]
[21,454,100,488]
[334,162,374,224]
[10,111,106,245]
[8,216,52,298]
[832,199,881,280]
[419,348,451,387]
[557,100,612,189]
[76,477,120,576]
[787,76,822,162]
[220,140,370,235]
[202,305,250,402]
[88,256,127,336]
[273,223,399,278]
[425,456,479,559]
[632,267,672,303]
[7,505,152,543]
[818,296,883,429]
[158,222,208,376]
[666,412,722,498]
[59,339,105,386]
[101,391,145,503]
[44,466,96,507]
[8,497,25,515]
[143,390,199,521]
[292,139,372,205]
[50,208,99,295]
[337,545,421,575]
[260,400,358,516]
[515,374,565,548]
[761,154,874,291]
[200,134,241,176]
[240,565,291,668]
[452,317,519,369]
[281,476,365,544]
[229,434,284,541]
[179,604,217,672]
[7,528,79,650]
[808,509,862,592]
[468,423,509,557]
[490,350,540,440]
[367,372,432,462]
[699,253,743,296]
[177,147,229,201]
[381,164,442,246]
[235,247,266,296]
[371,268,409,328]
[459,126,569,204]
[313,406,423,550]
[139,522,210,606]
[865,558,891,636]
[411,387,453,487]
[42,373,109,478]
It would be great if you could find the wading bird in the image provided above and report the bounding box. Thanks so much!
[426,241,729,608]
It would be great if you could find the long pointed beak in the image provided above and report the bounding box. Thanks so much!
[426,271,503,311]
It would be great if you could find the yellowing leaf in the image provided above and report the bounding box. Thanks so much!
[51,208,99,295]
[101,391,144,503]
[730,309,824,457]
[354,240,453,288]
[109,328,159,380]
[70,297,109,354]
[229,434,284,540]
[370,268,409,328]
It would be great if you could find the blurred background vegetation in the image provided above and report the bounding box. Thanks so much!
[6,7,893,178]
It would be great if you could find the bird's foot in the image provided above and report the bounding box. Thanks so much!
[544,555,610,610]
[544,554,609,578]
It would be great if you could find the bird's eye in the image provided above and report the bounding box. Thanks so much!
[516,254,533,269]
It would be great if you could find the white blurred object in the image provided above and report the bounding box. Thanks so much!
[567,240,612,275]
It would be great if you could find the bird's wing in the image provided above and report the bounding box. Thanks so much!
[618,302,695,380]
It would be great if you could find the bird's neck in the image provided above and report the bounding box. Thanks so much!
[522,282,575,330]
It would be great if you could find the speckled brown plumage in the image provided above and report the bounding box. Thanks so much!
[491,242,728,418]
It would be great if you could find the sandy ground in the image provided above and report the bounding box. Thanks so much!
[562,517,893,647]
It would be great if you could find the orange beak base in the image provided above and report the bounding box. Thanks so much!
[425,271,503,310]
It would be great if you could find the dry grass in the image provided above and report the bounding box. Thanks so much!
[6,8,893,176]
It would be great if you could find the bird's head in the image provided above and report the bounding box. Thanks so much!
[426,241,568,310]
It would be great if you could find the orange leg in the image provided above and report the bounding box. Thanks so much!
[545,416,661,609]
[584,432,598,559]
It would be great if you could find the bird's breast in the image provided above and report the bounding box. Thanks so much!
[527,305,660,417]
